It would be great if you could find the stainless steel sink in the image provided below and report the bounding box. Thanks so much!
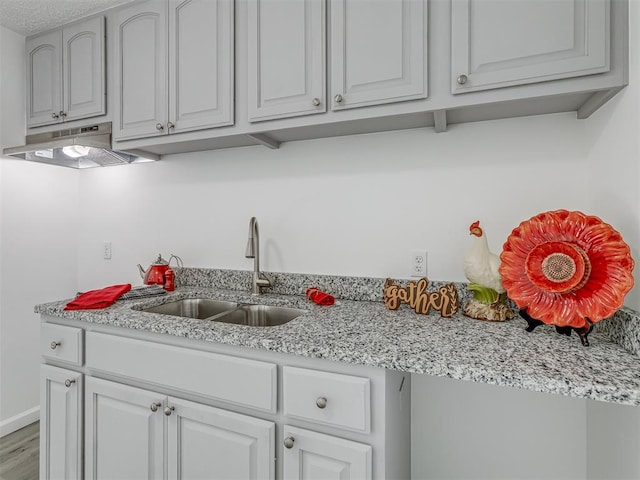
[143,299,237,319]
[142,299,306,327]
[212,304,306,327]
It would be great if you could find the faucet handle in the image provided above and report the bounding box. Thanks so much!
[261,272,274,287]
[256,272,274,289]
[252,271,274,294]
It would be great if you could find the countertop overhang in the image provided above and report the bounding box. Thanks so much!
[35,284,640,407]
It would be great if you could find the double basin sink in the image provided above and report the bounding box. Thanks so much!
[142,298,306,327]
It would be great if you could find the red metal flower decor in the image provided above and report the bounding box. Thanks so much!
[500,210,634,346]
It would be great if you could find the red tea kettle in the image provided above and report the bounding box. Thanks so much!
[138,254,170,286]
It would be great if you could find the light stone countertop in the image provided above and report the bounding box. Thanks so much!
[35,282,640,407]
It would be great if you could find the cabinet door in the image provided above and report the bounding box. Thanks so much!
[169,0,234,133]
[40,365,82,480]
[113,0,168,140]
[167,397,275,479]
[62,16,106,122]
[85,377,164,480]
[26,31,62,127]
[451,0,610,94]
[282,425,371,480]
[330,0,427,110]
[247,0,326,122]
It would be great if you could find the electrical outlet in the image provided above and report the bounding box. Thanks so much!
[103,241,112,260]
[411,250,427,277]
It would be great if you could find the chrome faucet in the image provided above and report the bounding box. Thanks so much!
[245,217,274,294]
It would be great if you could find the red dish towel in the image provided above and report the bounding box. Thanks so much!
[306,287,335,306]
[64,284,132,310]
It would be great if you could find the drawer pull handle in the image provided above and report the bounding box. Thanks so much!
[312,97,321,106]
[334,94,343,104]
[64,379,76,388]
[316,397,327,409]
[283,436,295,449]
[50,341,61,350]
[457,74,468,85]
[164,406,175,416]
[150,402,162,412]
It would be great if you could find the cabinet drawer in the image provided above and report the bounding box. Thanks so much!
[85,332,277,413]
[41,323,83,365]
[283,366,370,433]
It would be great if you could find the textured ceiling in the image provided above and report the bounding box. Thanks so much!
[0,0,136,36]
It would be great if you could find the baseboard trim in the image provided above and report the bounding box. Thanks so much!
[0,406,39,437]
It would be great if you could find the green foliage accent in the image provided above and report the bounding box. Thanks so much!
[467,283,499,304]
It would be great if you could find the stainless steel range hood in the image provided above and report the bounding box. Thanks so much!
[2,122,158,169]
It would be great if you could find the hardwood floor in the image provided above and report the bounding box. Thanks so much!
[0,422,39,480]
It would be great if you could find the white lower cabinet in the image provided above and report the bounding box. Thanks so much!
[168,397,275,480]
[84,376,275,480]
[84,377,164,479]
[40,365,83,480]
[282,425,372,480]
[41,320,410,480]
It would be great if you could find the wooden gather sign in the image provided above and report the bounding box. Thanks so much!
[383,277,459,318]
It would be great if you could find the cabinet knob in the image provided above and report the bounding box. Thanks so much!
[59,111,67,118]
[156,123,164,131]
[50,341,61,350]
[312,98,321,107]
[64,379,76,388]
[283,436,295,449]
[316,397,327,409]
[334,94,343,104]
[51,112,59,119]
[456,74,468,85]
[150,402,161,412]
[167,121,175,130]
[164,406,175,416]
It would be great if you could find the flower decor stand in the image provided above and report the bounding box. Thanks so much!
[500,210,634,348]
[519,307,594,346]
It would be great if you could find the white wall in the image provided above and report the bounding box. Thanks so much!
[585,0,640,311]
[77,113,589,289]
[581,3,640,479]
[587,400,640,479]
[0,26,80,436]
[412,376,588,480]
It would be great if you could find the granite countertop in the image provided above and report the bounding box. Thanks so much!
[35,269,640,407]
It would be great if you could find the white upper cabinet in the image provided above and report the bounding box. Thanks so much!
[26,17,105,127]
[247,0,427,122]
[113,0,234,141]
[63,19,107,122]
[26,31,61,127]
[330,0,428,110]
[106,0,623,151]
[169,0,234,133]
[248,0,326,121]
[113,1,168,140]
[451,0,610,94]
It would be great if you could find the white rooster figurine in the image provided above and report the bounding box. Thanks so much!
[463,221,513,320]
